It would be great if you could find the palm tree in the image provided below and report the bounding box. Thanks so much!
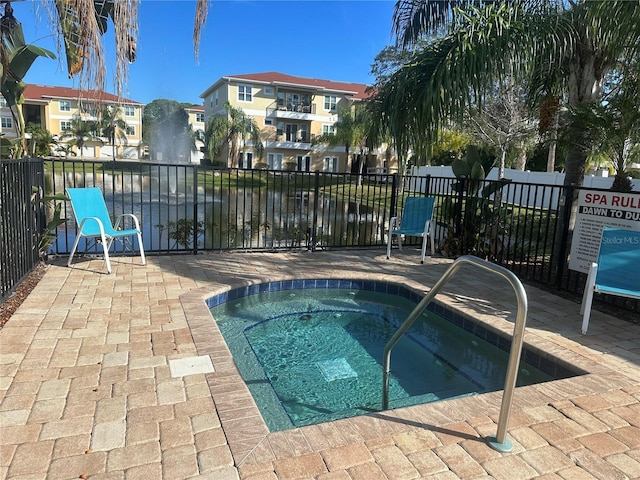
[375,0,640,188]
[315,104,370,175]
[204,102,263,168]
[25,122,57,157]
[571,69,640,192]
[35,0,209,96]
[60,116,103,158]
[100,105,128,160]
[0,10,55,157]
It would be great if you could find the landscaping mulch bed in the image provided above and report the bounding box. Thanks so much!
[0,262,49,330]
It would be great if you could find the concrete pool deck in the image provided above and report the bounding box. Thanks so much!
[1,250,639,479]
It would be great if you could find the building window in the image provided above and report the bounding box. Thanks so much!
[60,120,72,131]
[297,155,311,172]
[215,90,219,105]
[322,124,336,135]
[126,125,135,136]
[264,87,274,96]
[267,153,283,170]
[324,95,337,111]
[238,85,252,102]
[79,101,98,116]
[124,105,136,116]
[195,112,205,123]
[0,97,7,107]
[324,156,338,173]
[59,100,71,112]
[264,118,273,126]
[1,117,12,128]
[240,152,253,169]
[285,123,298,142]
[299,125,308,142]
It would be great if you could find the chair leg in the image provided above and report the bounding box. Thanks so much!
[387,218,398,260]
[137,233,146,265]
[580,262,598,334]
[420,235,427,264]
[101,234,112,274]
[67,233,82,267]
[430,228,435,256]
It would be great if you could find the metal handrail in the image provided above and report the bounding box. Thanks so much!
[382,255,528,452]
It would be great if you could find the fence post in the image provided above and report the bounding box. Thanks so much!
[310,171,320,251]
[391,174,398,214]
[554,184,575,289]
[192,164,199,255]
[455,177,466,238]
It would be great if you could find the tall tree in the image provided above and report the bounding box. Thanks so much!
[465,78,538,177]
[59,115,102,158]
[376,0,640,188]
[25,122,57,156]
[23,0,209,96]
[570,63,640,192]
[316,104,370,175]
[204,102,263,168]
[99,105,128,160]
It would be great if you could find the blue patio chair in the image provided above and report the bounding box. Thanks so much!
[387,196,436,263]
[66,187,146,274]
[580,227,640,334]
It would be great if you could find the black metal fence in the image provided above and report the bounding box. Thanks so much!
[407,173,639,315]
[1,158,45,299]
[44,159,396,254]
[1,157,638,318]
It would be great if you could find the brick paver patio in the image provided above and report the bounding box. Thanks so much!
[1,250,639,479]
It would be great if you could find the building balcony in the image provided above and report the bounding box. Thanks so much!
[269,133,317,150]
[266,101,316,120]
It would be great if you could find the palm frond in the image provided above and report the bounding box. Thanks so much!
[193,0,209,61]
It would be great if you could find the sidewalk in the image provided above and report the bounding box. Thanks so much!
[1,250,639,479]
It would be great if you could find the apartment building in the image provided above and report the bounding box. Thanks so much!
[1,85,143,159]
[185,104,205,164]
[199,72,392,173]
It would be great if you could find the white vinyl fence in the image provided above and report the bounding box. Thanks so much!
[409,166,640,209]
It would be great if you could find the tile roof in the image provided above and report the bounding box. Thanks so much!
[23,84,142,105]
[203,72,371,100]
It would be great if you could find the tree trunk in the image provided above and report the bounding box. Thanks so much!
[552,54,603,273]
[546,110,559,172]
[515,143,527,170]
[344,144,351,174]
[563,56,602,187]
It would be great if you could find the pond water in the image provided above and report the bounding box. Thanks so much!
[48,168,387,254]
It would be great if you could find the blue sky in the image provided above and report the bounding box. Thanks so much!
[18,1,397,105]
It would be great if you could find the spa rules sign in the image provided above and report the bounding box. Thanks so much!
[569,190,640,273]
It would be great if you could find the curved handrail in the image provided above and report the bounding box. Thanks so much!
[382,255,528,452]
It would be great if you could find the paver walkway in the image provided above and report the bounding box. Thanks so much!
[0,250,639,479]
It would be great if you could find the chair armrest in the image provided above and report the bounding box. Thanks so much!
[78,216,106,233]
[114,213,141,231]
[389,216,399,230]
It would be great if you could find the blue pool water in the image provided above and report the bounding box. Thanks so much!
[209,280,572,432]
